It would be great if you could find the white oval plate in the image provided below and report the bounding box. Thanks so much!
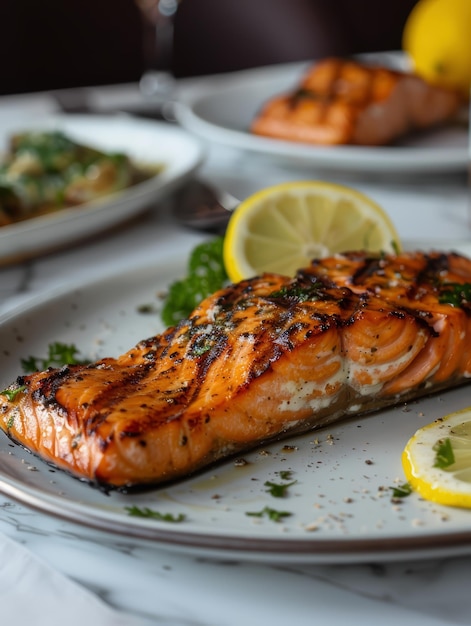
[175,55,468,174]
[1,241,471,564]
[0,114,204,265]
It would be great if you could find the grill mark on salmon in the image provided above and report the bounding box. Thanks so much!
[251,58,464,146]
[1,251,471,490]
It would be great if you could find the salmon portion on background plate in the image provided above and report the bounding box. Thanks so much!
[250,57,464,146]
[1,250,471,491]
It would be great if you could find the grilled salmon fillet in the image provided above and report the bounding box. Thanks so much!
[1,251,471,490]
[251,58,463,146]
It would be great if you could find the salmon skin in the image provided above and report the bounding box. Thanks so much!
[1,251,471,490]
[251,58,463,146]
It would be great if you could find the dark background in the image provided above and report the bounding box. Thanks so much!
[0,0,418,96]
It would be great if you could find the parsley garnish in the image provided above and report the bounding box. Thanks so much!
[389,482,412,498]
[391,240,401,255]
[277,470,293,480]
[161,237,228,326]
[438,283,471,308]
[137,303,159,315]
[246,506,292,522]
[21,342,89,373]
[264,480,297,498]
[0,385,26,402]
[125,505,186,523]
[190,337,214,357]
[269,281,324,303]
[433,437,455,469]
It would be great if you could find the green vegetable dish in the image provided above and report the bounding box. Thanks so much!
[0,130,158,226]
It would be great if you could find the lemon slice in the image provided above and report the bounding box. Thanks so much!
[402,407,471,508]
[222,181,400,283]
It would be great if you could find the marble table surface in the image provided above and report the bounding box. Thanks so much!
[0,75,470,626]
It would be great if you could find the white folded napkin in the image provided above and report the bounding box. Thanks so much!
[0,533,147,626]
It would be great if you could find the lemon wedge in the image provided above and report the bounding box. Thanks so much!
[402,407,471,508]
[222,180,400,283]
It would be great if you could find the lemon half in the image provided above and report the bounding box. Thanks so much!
[403,0,471,96]
[223,181,400,283]
[402,407,471,508]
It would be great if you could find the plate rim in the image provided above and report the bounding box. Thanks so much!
[2,474,471,564]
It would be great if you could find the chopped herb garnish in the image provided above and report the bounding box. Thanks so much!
[125,505,186,523]
[438,282,471,308]
[391,240,401,255]
[389,482,412,498]
[277,470,293,480]
[161,237,228,326]
[0,385,26,402]
[269,281,324,303]
[21,342,89,373]
[433,437,455,469]
[190,337,213,357]
[246,506,292,522]
[137,303,159,314]
[264,480,297,498]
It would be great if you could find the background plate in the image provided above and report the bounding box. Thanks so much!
[1,245,471,564]
[176,55,468,173]
[0,114,204,265]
